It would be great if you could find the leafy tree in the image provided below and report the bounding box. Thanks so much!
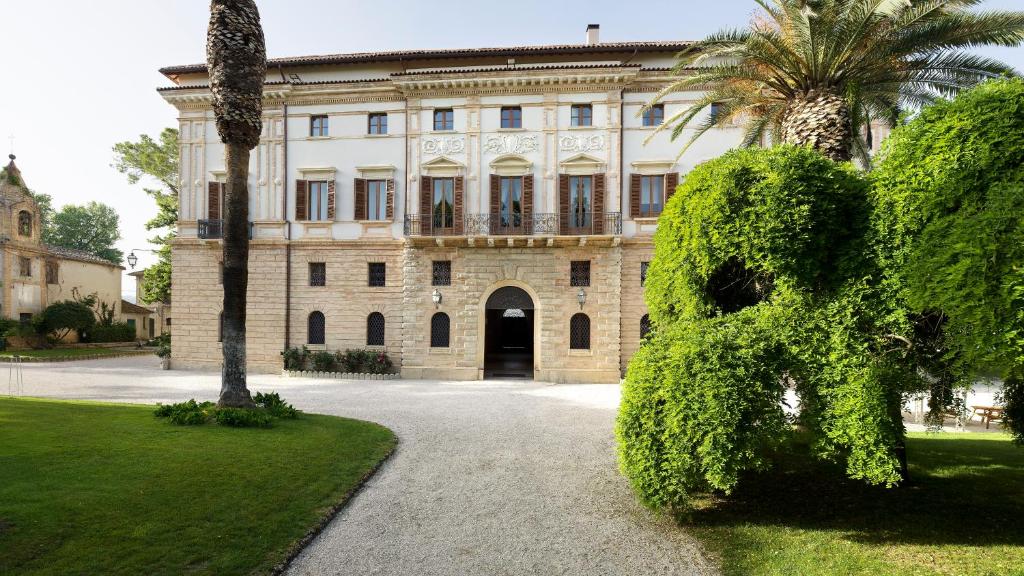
[39,301,96,342]
[617,146,912,510]
[207,0,266,408]
[649,0,1024,162]
[112,128,179,304]
[43,201,123,264]
[871,78,1024,442]
[28,190,53,232]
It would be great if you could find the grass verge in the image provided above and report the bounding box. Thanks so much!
[0,397,395,576]
[687,432,1024,576]
[0,348,146,360]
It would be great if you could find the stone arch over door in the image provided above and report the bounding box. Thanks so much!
[476,280,542,379]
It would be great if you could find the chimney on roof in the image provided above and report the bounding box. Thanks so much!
[586,24,600,45]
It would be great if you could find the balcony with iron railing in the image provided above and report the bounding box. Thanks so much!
[404,212,621,237]
[197,219,254,240]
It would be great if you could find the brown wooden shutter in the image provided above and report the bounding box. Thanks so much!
[490,174,500,214]
[295,180,308,221]
[593,173,606,234]
[420,176,432,232]
[353,178,367,221]
[327,180,336,220]
[454,176,465,235]
[559,174,570,233]
[386,179,395,220]
[629,174,642,219]
[522,174,534,222]
[208,182,221,220]
[665,172,680,204]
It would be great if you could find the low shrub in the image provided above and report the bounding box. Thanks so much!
[281,346,309,371]
[337,349,393,374]
[310,350,336,372]
[254,391,298,419]
[155,393,299,428]
[85,323,136,343]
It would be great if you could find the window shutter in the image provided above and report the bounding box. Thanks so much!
[490,174,500,214]
[295,180,308,221]
[208,182,221,220]
[454,176,465,235]
[593,173,606,234]
[327,180,336,220]
[353,178,367,221]
[665,172,680,203]
[386,179,395,220]
[559,174,570,233]
[420,176,432,232]
[629,174,641,219]
[523,174,534,222]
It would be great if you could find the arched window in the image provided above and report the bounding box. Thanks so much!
[308,311,325,345]
[430,312,450,348]
[570,313,590,350]
[640,314,652,340]
[18,211,32,236]
[367,312,385,346]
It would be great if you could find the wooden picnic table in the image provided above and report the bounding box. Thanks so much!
[970,405,1004,429]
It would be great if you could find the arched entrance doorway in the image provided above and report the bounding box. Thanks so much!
[484,286,535,379]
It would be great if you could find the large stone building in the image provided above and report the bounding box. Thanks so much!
[162,27,866,382]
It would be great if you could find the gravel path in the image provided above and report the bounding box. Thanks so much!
[13,356,714,576]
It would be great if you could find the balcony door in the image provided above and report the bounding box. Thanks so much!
[432,177,455,231]
[569,175,592,229]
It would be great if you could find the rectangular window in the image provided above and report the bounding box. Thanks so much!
[308,181,330,221]
[45,261,59,284]
[710,102,722,122]
[309,262,326,287]
[571,260,591,287]
[640,175,666,217]
[432,260,452,286]
[367,180,388,221]
[368,113,388,135]
[166,318,172,326]
[368,262,386,287]
[499,176,523,228]
[433,109,454,131]
[570,104,593,127]
[432,177,455,230]
[568,176,593,229]
[127,318,136,331]
[500,106,522,129]
[310,115,329,137]
[641,261,650,286]
[642,104,665,127]
[19,256,31,277]
[19,313,32,325]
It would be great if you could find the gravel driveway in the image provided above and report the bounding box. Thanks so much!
[13,356,713,576]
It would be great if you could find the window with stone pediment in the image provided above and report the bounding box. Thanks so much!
[18,210,32,236]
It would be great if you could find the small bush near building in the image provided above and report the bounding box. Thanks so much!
[310,350,336,372]
[154,392,299,428]
[281,346,394,374]
[281,346,309,371]
[39,301,95,341]
[85,322,136,343]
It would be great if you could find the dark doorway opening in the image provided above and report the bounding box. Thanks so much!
[484,286,535,379]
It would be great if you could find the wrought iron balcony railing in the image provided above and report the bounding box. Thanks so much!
[197,219,254,240]
[403,212,621,237]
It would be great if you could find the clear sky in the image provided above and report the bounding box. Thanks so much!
[1,0,1021,299]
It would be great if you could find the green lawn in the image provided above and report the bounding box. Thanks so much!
[0,348,147,359]
[688,433,1024,576]
[0,397,396,576]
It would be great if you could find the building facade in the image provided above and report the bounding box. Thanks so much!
[160,29,756,382]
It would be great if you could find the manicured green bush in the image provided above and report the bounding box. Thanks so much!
[871,78,1024,442]
[39,301,95,341]
[338,349,394,374]
[310,350,336,372]
[281,346,308,371]
[85,323,136,343]
[618,146,908,511]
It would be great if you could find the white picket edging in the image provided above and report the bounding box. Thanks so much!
[282,370,399,380]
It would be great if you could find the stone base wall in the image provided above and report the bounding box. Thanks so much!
[620,241,654,374]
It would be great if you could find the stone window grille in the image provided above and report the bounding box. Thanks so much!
[432,260,451,286]
[309,262,326,286]
[308,311,326,345]
[367,312,385,346]
[640,261,650,286]
[570,313,591,350]
[570,260,590,287]
[368,262,386,287]
[430,312,450,348]
[641,314,652,340]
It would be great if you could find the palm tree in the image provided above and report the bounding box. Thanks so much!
[651,0,1024,162]
[207,0,266,408]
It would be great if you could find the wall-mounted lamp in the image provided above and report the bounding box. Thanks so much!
[125,248,157,269]
[432,288,443,308]
[577,287,587,309]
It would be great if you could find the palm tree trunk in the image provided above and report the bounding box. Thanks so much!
[781,90,853,162]
[219,143,252,408]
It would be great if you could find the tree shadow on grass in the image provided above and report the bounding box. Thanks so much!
[686,435,1024,547]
